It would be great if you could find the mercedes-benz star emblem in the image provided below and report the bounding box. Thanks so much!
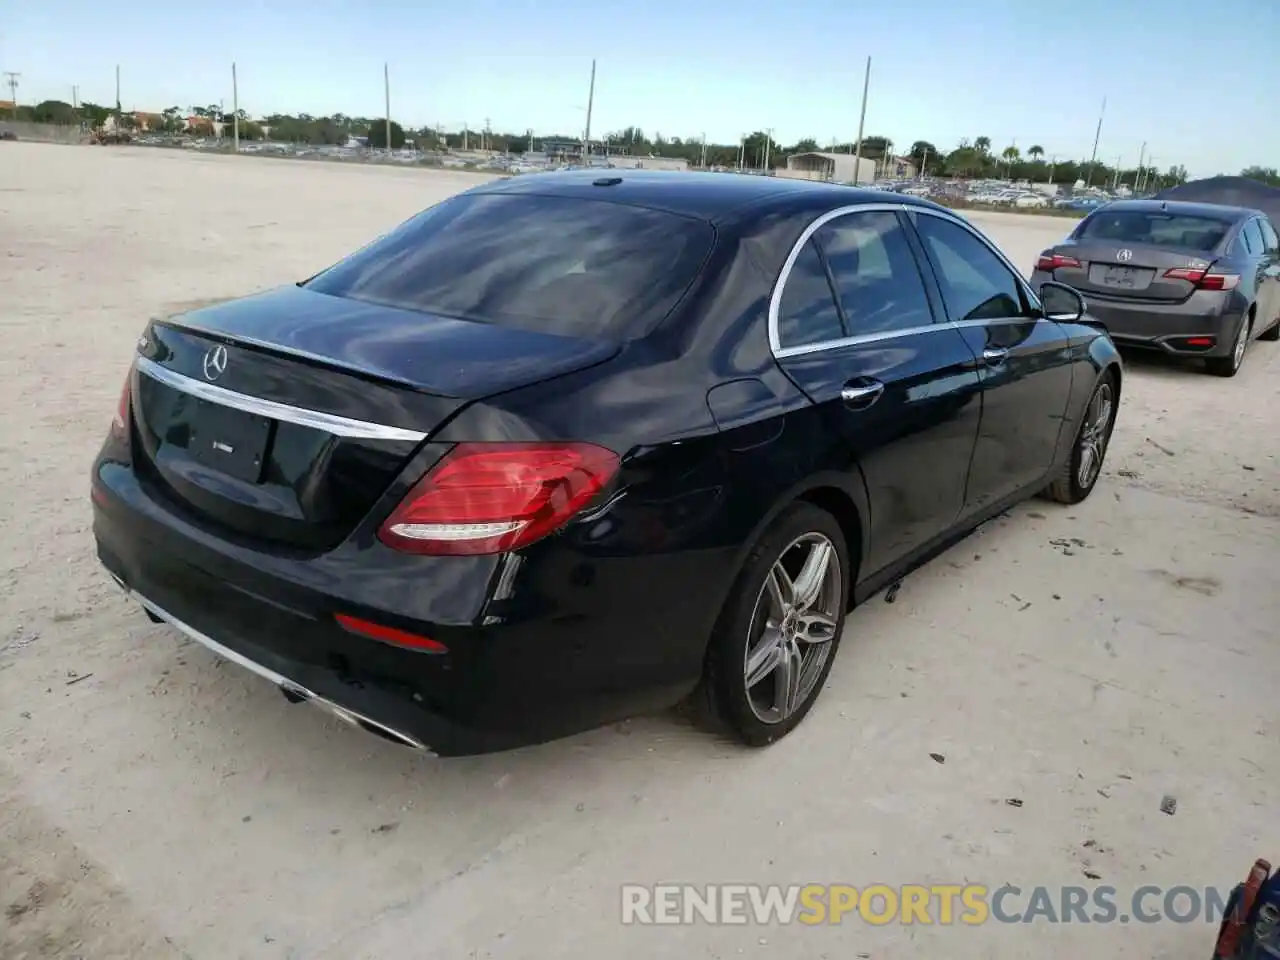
[1116,249,1133,262]
[202,344,229,381]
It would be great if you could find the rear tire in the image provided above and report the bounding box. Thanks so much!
[1206,313,1251,377]
[1042,370,1117,505]
[703,503,850,747]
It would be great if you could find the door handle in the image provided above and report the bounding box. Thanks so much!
[840,379,885,409]
[982,347,1009,365]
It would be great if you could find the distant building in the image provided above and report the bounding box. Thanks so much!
[540,138,583,159]
[609,155,690,172]
[880,155,918,179]
[781,152,876,184]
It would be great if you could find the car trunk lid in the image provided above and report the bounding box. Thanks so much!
[130,285,619,551]
[1039,207,1234,302]
[1041,242,1221,302]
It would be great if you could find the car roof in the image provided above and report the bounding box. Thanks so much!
[1097,198,1259,222]
[468,169,942,222]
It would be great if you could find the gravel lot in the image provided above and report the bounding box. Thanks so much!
[2,143,1277,960]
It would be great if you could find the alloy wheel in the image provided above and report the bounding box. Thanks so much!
[743,533,842,724]
[1076,382,1114,490]
[1232,319,1249,371]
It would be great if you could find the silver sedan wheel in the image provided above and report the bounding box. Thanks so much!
[743,533,842,725]
[1077,382,1114,489]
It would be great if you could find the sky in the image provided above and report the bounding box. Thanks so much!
[3,0,1277,178]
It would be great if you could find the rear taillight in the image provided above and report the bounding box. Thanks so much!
[110,371,132,439]
[1163,267,1240,291]
[1036,252,1082,271]
[378,442,621,556]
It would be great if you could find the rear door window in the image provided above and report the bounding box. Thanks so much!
[1076,210,1230,251]
[1258,218,1280,254]
[1260,218,1280,254]
[815,210,934,334]
[305,194,714,339]
[1241,219,1265,256]
[776,240,845,349]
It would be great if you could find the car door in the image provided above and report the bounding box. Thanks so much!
[1246,217,1280,329]
[904,208,1076,514]
[771,206,983,577]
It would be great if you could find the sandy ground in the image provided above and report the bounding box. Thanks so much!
[1,143,1277,959]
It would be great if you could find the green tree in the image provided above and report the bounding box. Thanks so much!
[742,130,782,169]
[31,100,76,124]
[366,120,406,149]
[78,102,111,127]
[790,137,819,153]
[908,140,938,167]
[1028,145,1044,161]
[974,136,991,154]
[1241,166,1280,187]
[946,146,987,177]
[860,135,890,160]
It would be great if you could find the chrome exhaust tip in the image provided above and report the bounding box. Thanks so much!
[278,682,428,751]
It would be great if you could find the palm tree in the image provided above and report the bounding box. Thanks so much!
[1002,145,1020,163]
[1028,144,1044,161]
[975,136,991,154]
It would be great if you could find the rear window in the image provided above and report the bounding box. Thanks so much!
[305,193,714,339]
[1075,210,1230,251]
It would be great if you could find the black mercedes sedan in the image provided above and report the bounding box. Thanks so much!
[92,171,1122,755]
[1029,199,1280,377]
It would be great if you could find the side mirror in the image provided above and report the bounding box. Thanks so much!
[1039,280,1086,322]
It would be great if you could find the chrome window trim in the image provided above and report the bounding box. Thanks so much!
[768,202,1044,360]
[135,355,427,443]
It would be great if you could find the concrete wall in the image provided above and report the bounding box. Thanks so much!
[0,122,86,145]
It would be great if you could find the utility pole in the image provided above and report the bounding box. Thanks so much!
[3,72,18,119]
[484,117,491,152]
[763,127,774,173]
[1112,155,1122,190]
[852,56,871,185]
[700,132,707,168]
[231,62,239,152]
[528,129,534,153]
[1048,154,1058,185]
[71,85,79,110]
[115,64,121,112]
[582,58,596,159]
[919,145,929,179]
[1086,96,1105,187]
[463,122,468,151]
[383,63,391,154]
[738,134,745,172]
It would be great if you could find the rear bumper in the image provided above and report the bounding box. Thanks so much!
[1030,272,1241,357]
[92,451,720,756]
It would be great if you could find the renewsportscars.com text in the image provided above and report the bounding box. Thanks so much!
[621,883,1233,926]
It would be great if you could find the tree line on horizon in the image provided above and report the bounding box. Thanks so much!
[12,98,1278,189]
